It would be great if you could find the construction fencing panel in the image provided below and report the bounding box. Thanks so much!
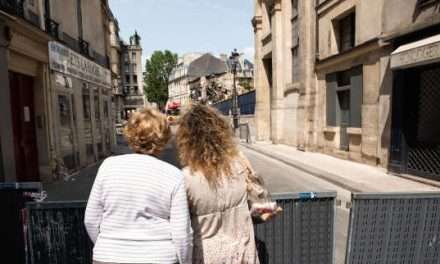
[254,192,336,264]
[346,192,440,264]
[26,201,93,264]
[0,182,42,264]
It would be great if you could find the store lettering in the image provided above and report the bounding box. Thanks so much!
[48,41,111,87]
[392,42,440,69]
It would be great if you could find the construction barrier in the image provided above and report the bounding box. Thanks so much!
[26,201,92,264]
[346,192,440,264]
[254,192,337,264]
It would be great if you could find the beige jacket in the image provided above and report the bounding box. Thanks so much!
[183,153,270,264]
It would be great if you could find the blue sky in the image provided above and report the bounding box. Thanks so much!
[109,0,255,66]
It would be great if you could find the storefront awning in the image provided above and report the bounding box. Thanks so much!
[390,34,440,70]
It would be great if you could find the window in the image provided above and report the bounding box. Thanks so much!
[133,74,138,83]
[337,12,355,52]
[292,0,298,17]
[82,87,91,119]
[132,52,136,60]
[125,66,129,73]
[326,66,363,128]
[94,90,100,120]
[125,75,130,83]
[132,63,137,71]
[292,47,299,82]
[133,86,138,94]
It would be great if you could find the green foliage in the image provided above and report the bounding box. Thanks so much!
[144,50,178,108]
[239,78,253,92]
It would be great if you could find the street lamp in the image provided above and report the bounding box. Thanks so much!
[229,49,241,132]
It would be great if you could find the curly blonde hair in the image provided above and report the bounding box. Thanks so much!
[176,104,238,185]
[123,107,171,156]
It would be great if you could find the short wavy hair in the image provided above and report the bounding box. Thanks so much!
[123,107,171,155]
[176,104,238,185]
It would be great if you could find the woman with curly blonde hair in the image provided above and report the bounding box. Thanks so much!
[85,107,193,264]
[177,104,270,264]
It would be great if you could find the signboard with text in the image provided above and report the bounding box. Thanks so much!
[48,41,111,88]
[391,40,440,69]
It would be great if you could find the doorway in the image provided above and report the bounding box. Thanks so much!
[9,71,40,182]
[390,64,440,181]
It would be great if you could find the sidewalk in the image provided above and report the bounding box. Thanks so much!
[242,142,440,193]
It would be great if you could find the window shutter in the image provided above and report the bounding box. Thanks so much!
[326,73,337,126]
[350,65,363,128]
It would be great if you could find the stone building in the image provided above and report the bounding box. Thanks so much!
[120,31,147,118]
[0,0,120,183]
[253,0,440,182]
[168,52,254,110]
[187,53,254,105]
[168,52,203,110]
[108,12,124,125]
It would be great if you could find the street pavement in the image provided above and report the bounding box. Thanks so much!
[44,139,349,263]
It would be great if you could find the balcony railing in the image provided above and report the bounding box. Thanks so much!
[0,0,24,17]
[79,38,90,57]
[45,17,59,39]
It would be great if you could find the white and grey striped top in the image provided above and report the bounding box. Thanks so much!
[84,154,193,264]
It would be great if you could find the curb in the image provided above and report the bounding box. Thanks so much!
[241,143,375,193]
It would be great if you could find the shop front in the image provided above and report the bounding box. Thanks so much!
[49,41,114,173]
[390,34,440,181]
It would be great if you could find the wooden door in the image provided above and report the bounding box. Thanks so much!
[9,71,40,182]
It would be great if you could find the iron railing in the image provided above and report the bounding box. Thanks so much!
[0,0,24,17]
[78,38,90,57]
[44,17,59,39]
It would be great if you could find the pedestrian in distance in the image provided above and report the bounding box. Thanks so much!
[176,104,278,264]
[85,107,193,264]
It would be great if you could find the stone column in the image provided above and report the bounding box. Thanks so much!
[0,21,17,181]
[253,3,271,141]
[271,0,284,143]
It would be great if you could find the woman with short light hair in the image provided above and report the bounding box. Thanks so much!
[176,104,271,264]
[85,107,193,264]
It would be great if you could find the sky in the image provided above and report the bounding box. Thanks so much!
[108,0,255,67]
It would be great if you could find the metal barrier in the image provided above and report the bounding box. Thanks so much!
[254,192,336,264]
[345,192,440,264]
[0,182,41,264]
[26,201,93,264]
[239,123,251,143]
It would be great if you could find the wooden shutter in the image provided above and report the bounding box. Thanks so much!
[326,73,337,126]
[349,65,363,127]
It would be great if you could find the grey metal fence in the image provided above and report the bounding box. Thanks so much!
[254,192,336,264]
[26,201,93,264]
[345,192,440,264]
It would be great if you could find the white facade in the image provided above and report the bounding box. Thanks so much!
[168,53,203,109]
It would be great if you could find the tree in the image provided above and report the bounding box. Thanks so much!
[144,50,178,108]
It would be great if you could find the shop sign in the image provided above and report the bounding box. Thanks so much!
[391,40,440,69]
[48,41,111,87]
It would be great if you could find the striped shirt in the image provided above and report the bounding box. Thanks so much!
[84,154,193,264]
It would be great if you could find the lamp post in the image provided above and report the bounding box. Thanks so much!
[230,49,241,132]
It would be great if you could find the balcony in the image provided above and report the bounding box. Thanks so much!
[79,38,90,57]
[45,17,59,39]
[0,0,24,18]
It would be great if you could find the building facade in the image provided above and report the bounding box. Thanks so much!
[168,52,203,110]
[120,32,146,118]
[253,0,440,182]
[0,0,120,183]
